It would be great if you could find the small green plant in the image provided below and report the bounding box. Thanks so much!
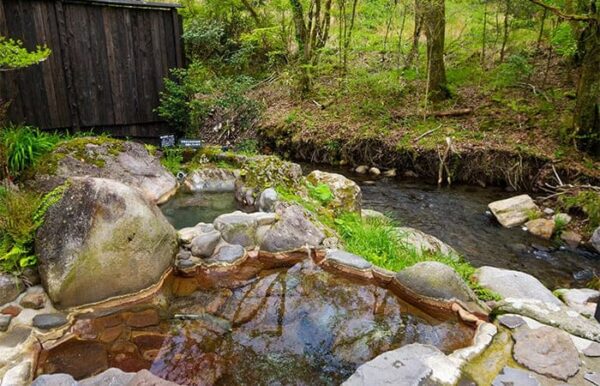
[0,125,58,178]
[525,208,542,221]
[307,182,334,205]
[235,139,260,155]
[161,148,184,175]
[553,216,568,236]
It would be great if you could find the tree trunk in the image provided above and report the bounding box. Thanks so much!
[500,0,510,62]
[481,0,488,66]
[405,0,423,68]
[574,21,600,155]
[422,0,450,101]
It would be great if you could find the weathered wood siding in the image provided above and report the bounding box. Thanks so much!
[0,0,184,137]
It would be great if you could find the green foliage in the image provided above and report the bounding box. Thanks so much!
[491,54,533,89]
[0,36,51,70]
[306,182,334,205]
[526,208,542,221]
[0,183,68,274]
[161,148,184,175]
[0,125,58,179]
[559,191,600,232]
[157,63,262,136]
[235,139,260,155]
[551,23,578,58]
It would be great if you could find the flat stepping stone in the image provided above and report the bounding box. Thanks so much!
[492,367,540,386]
[512,326,580,381]
[33,313,68,330]
[0,314,12,332]
[498,315,525,329]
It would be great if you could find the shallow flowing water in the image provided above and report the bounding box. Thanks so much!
[320,167,599,290]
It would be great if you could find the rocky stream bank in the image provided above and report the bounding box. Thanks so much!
[0,138,598,385]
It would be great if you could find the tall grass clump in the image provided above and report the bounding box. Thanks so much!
[334,212,500,301]
[0,125,58,179]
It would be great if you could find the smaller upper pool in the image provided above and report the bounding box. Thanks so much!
[160,191,239,229]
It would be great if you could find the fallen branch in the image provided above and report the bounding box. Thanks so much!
[413,125,442,143]
[394,108,473,120]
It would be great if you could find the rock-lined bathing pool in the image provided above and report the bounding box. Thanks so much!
[160,191,239,229]
[36,259,474,385]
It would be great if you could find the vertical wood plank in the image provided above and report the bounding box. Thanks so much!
[56,0,81,129]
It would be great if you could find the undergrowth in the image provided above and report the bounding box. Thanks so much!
[559,190,600,232]
[0,182,69,274]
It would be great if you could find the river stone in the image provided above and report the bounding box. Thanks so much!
[488,195,539,228]
[525,218,555,239]
[260,205,325,253]
[0,315,11,332]
[1,361,32,386]
[32,313,68,330]
[206,244,246,265]
[258,188,278,212]
[494,298,600,342]
[361,209,387,221]
[0,274,22,306]
[32,140,177,204]
[306,170,362,213]
[213,212,258,248]
[586,372,600,386]
[491,367,540,386]
[512,326,580,381]
[35,177,178,308]
[190,231,222,258]
[474,266,562,306]
[182,168,237,193]
[395,227,459,259]
[32,374,78,386]
[591,227,600,253]
[343,343,461,386]
[555,288,599,318]
[561,230,582,248]
[177,227,204,244]
[354,165,368,174]
[324,250,372,270]
[498,314,525,329]
[394,262,484,314]
[79,367,135,385]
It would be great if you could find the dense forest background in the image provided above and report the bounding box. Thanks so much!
[156,0,600,180]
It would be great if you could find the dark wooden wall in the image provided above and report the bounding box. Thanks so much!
[0,0,184,138]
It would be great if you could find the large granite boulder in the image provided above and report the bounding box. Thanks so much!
[0,274,23,307]
[474,266,562,306]
[343,343,461,386]
[182,168,237,193]
[306,170,362,213]
[395,227,459,259]
[260,204,325,252]
[488,195,539,228]
[30,139,177,204]
[35,178,178,308]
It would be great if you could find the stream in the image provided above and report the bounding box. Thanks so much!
[337,169,599,290]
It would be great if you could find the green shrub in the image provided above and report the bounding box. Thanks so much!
[235,139,260,155]
[0,125,58,178]
[491,54,533,89]
[157,63,263,137]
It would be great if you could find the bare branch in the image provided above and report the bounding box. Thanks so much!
[527,0,595,22]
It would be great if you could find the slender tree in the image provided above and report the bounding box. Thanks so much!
[421,0,450,101]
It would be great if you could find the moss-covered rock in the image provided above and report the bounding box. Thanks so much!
[35,177,178,308]
[306,170,362,213]
[28,138,177,204]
